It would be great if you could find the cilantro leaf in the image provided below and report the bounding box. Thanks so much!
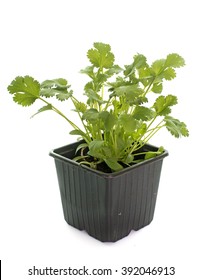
[144,146,164,160]
[88,140,105,158]
[41,78,68,89]
[151,59,165,75]
[80,66,95,78]
[73,101,87,113]
[87,49,100,67]
[164,116,189,137]
[69,129,88,139]
[165,53,185,68]
[99,111,116,132]
[119,113,140,132]
[151,83,163,93]
[104,159,123,171]
[7,76,40,106]
[85,88,104,105]
[138,67,153,80]
[7,43,188,173]
[133,106,155,121]
[12,93,37,107]
[105,64,123,76]
[82,108,99,123]
[31,104,53,118]
[153,95,178,116]
[56,91,73,101]
[40,79,73,101]
[162,67,176,80]
[124,54,148,77]
[87,42,114,69]
[133,54,148,69]
[113,84,144,97]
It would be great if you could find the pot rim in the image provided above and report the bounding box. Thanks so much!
[49,141,169,178]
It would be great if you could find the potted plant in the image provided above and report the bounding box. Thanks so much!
[7,42,189,242]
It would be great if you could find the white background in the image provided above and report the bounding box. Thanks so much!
[0,0,201,279]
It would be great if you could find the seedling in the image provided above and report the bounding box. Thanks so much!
[8,42,189,172]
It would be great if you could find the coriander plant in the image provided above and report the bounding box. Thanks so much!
[8,42,189,172]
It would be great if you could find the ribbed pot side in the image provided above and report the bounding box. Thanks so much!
[50,142,168,242]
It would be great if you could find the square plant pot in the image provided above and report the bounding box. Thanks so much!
[50,141,168,242]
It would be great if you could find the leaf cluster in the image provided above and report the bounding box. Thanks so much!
[7,42,189,172]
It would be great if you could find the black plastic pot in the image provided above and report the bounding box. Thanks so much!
[50,141,168,242]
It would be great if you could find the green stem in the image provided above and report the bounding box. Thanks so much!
[71,96,91,140]
[129,119,164,155]
[100,67,104,98]
[39,96,90,143]
[143,124,165,143]
[99,67,105,112]
[103,97,113,111]
[132,150,162,157]
[143,77,155,97]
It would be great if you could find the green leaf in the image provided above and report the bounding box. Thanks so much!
[104,113,116,131]
[131,96,148,105]
[133,123,147,139]
[88,140,105,158]
[164,116,189,137]
[8,76,40,96]
[133,54,148,69]
[151,59,165,75]
[87,49,100,67]
[162,67,176,80]
[138,67,153,80]
[104,158,123,171]
[113,84,143,97]
[73,101,87,113]
[80,66,94,78]
[56,91,73,101]
[84,81,94,91]
[82,108,99,122]
[119,114,139,132]
[40,88,57,97]
[144,146,164,160]
[87,42,114,69]
[95,73,108,84]
[8,76,40,106]
[153,95,178,116]
[99,111,116,132]
[84,88,104,104]
[69,129,88,139]
[40,79,73,101]
[124,54,147,76]
[108,76,131,90]
[151,82,163,93]
[41,78,68,89]
[75,143,88,154]
[116,133,128,151]
[31,104,53,118]
[165,53,185,68]
[125,88,145,105]
[105,65,123,76]
[12,93,37,106]
[133,106,155,121]
[123,154,134,164]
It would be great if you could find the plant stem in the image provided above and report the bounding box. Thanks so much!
[143,77,155,97]
[71,96,91,140]
[143,124,165,143]
[38,96,90,143]
[128,119,164,155]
